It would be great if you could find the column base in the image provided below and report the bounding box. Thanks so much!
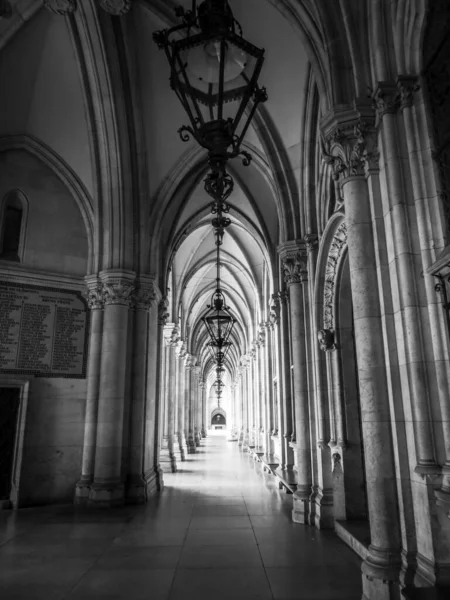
[361,546,402,599]
[361,573,401,600]
[160,449,177,473]
[201,427,207,438]
[88,481,125,507]
[292,487,311,524]
[310,486,334,529]
[187,440,197,454]
[125,470,160,504]
[74,478,92,506]
[195,432,201,447]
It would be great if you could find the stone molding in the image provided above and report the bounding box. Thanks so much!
[184,354,196,370]
[318,329,336,352]
[43,0,77,15]
[99,270,135,307]
[175,340,186,360]
[43,0,133,15]
[321,101,379,179]
[278,241,308,286]
[323,221,348,330]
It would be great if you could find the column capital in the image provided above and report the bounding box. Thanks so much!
[158,296,169,327]
[98,0,132,15]
[269,293,280,328]
[132,276,157,311]
[43,0,77,15]
[318,329,336,352]
[304,233,319,252]
[99,270,135,307]
[278,241,308,286]
[163,323,180,347]
[43,0,134,16]
[321,100,379,179]
[396,75,420,110]
[175,340,187,360]
[373,81,400,122]
[84,275,104,310]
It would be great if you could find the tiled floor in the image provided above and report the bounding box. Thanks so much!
[0,432,362,599]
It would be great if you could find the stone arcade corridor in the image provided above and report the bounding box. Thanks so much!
[0,434,362,600]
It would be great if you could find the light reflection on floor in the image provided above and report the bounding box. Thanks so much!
[0,433,362,599]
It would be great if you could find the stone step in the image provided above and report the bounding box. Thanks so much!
[334,519,370,560]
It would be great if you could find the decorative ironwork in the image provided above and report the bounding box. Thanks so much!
[154,0,267,384]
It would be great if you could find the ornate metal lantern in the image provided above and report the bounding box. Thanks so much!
[153,0,267,170]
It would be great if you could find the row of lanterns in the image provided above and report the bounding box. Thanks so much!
[154,0,267,406]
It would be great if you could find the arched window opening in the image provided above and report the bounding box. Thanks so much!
[0,192,27,263]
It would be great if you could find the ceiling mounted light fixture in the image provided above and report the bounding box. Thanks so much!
[153,0,267,173]
[154,0,267,381]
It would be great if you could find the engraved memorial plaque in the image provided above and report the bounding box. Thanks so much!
[0,282,89,378]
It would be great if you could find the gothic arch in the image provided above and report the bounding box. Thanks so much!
[0,134,95,272]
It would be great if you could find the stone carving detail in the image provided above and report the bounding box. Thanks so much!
[282,253,308,286]
[278,290,289,305]
[158,297,169,327]
[164,325,180,347]
[0,0,12,18]
[322,119,379,180]
[175,340,186,360]
[102,279,135,307]
[269,294,280,328]
[84,282,104,310]
[318,329,336,352]
[373,82,400,122]
[397,76,420,110]
[43,0,77,14]
[323,221,347,330]
[304,234,319,252]
[132,284,156,311]
[98,0,132,15]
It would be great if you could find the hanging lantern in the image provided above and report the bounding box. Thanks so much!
[153,0,267,168]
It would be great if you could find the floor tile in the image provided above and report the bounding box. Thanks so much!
[178,542,263,569]
[0,433,362,600]
[184,527,257,546]
[66,568,175,599]
[189,515,251,529]
[169,567,273,599]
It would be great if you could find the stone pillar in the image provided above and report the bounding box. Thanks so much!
[88,270,134,506]
[75,277,104,504]
[278,291,295,468]
[187,355,197,453]
[126,277,158,503]
[279,243,312,523]
[322,107,402,598]
[193,367,201,446]
[175,342,187,461]
[160,325,178,473]
[200,381,207,438]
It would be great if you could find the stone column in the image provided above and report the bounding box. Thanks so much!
[322,107,402,598]
[187,356,197,453]
[175,342,187,461]
[145,296,166,493]
[160,325,178,473]
[75,277,104,504]
[193,367,201,446]
[201,379,207,438]
[89,270,134,506]
[278,291,295,468]
[126,277,157,503]
[279,244,312,523]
